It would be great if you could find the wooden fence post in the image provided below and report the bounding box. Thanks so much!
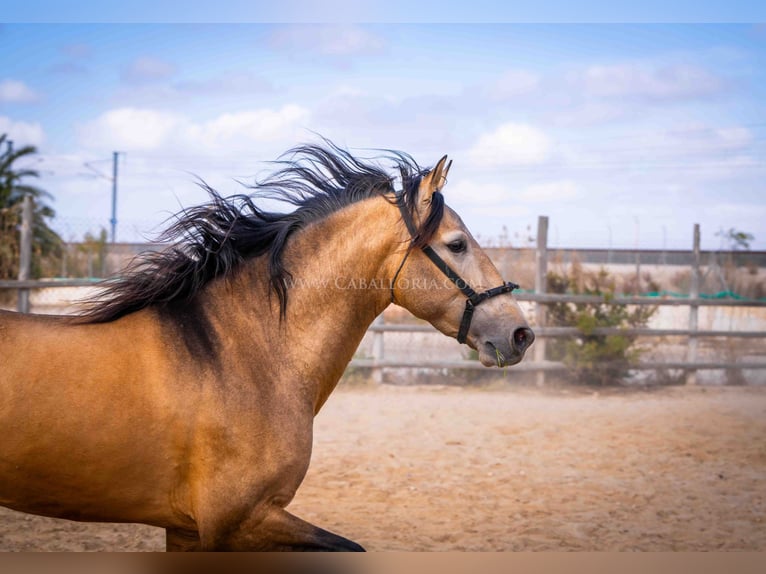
[534,216,549,386]
[371,314,385,384]
[686,223,701,385]
[17,194,33,313]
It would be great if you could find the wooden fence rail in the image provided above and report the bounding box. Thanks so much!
[354,314,766,376]
[350,358,766,372]
[356,218,766,383]
[2,281,763,374]
[367,322,766,339]
[0,279,100,289]
[515,293,766,307]
[3,204,764,384]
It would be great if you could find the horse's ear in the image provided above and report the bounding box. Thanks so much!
[418,155,452,205]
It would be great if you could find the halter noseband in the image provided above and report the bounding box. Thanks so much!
[390,194,519,345]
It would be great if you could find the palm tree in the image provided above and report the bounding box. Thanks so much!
[0,133,62,280]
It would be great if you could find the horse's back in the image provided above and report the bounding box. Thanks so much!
[0,309,73,379]
[0,309,193,526]
[0,309,101,389]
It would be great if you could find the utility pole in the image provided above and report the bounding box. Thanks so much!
[83,152,121,243]
[110,151,119,243]
[17,195,33,313]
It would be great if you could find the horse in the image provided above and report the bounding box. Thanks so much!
[0,141,534,551]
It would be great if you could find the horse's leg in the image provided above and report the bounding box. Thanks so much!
[205,506,365,551]
[166,528,202,551]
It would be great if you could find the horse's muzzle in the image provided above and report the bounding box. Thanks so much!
[479,327,535,367]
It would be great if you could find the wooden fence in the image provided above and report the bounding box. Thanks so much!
[350,217,766,385]
[351,292,766,384]
[3,203,765,384]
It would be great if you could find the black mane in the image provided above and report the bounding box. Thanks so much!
[77,139,445,323]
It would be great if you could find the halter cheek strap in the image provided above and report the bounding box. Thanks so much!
[391,195,519,345]
[390,245,413,304]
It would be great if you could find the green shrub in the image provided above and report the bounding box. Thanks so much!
[547,263,656,385]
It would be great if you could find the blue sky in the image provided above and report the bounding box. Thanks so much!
[1,19,765,250]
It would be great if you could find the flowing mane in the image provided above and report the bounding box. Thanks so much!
[77,140,446,323]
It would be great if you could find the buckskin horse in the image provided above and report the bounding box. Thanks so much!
[0,141,533,550]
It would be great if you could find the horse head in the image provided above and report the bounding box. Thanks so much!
[390,156,534,367]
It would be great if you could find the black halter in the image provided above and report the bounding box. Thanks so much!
[391,195,519,345]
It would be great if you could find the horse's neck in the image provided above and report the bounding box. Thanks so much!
[231,197,401,411]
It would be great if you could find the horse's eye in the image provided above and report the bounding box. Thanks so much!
[447,239,467,254]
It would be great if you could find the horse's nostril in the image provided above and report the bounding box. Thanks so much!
[513,327,535,353]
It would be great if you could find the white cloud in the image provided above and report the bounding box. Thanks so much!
[577,63,724,101]
[713,126,753,149]
[61,43,92,59]
[446,178,534,223]
[468,123,551,167]
[122,56,176,84]
[109,72,275,108]
[0,79,40,103]
[448,179,512,206]
[448,177,579,208]
[0,116,45,146]
[77,108,184,152]
[607,123,757,177]
[487,69,540,100]
[175,71,273,95]
[468,204,532,219]
[517,180,579,202]
[269,25,385,57]
[197,106,309,145]
[549,101,631,127]
[76,105,311,154]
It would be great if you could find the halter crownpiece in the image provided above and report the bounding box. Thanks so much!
[391,192,519,345]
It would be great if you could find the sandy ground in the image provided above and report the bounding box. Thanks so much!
[1,384,765,551]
